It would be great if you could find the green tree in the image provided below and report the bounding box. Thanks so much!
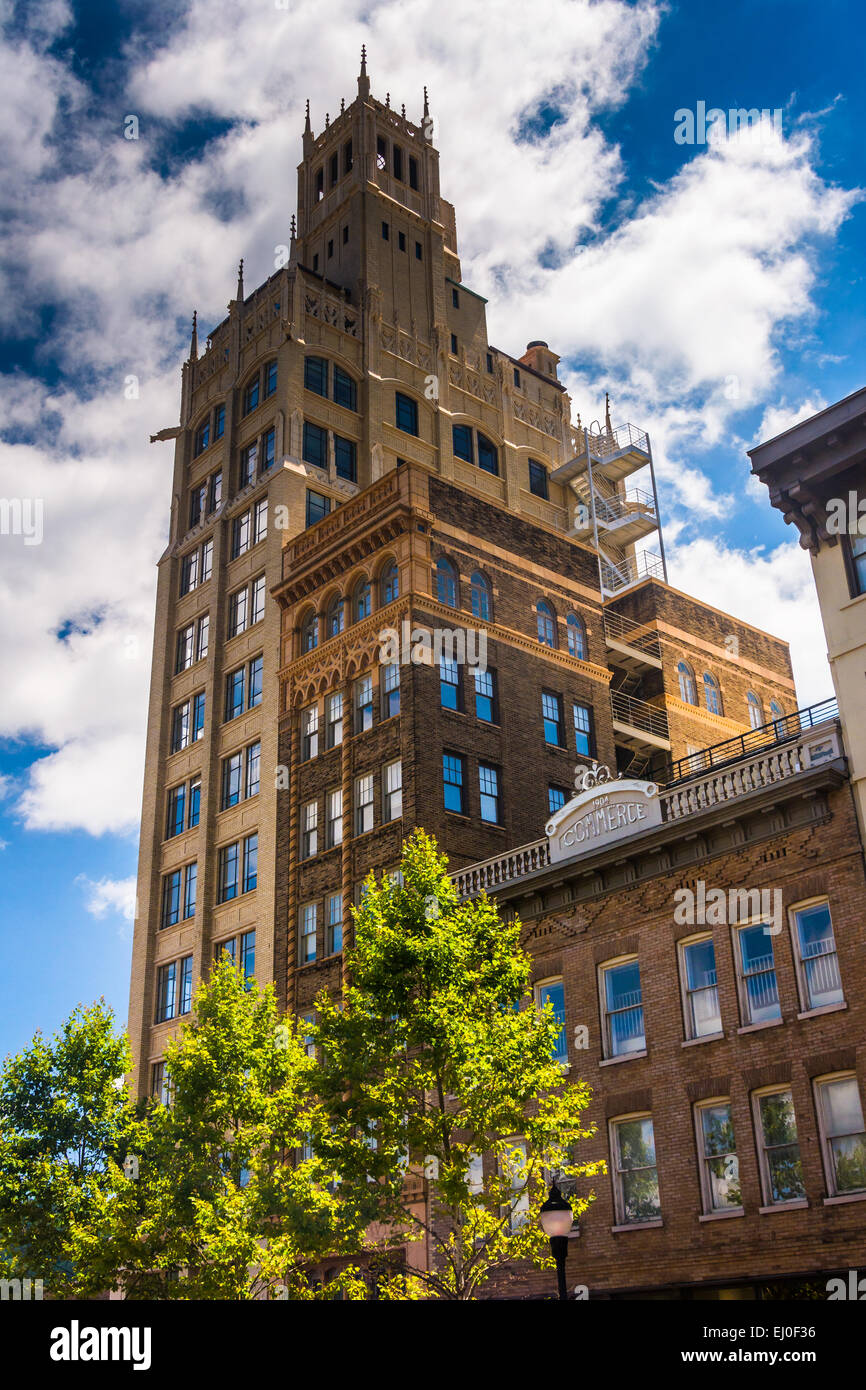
[92,962,370,1300]
[312,830,603,1300]
[0,1000,134,1298]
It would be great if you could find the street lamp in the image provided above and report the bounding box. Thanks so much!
[539,1182,573,1301]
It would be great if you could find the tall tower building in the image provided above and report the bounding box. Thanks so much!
[129,55,797,1096]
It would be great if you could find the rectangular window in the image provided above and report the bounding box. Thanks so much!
[225,667,245,721]
[601,958,645,1058]
[754,1088,805,1205]
[398,230,406,252]
[231,509,250,558]
[334,434,357,482]
[501,1139,529,1234]
[188,776,201,828]
[329,151,338,186]
[178,955,193,1016]
[528,459,549,499]
[792,901,843,1011]
[542,691,562,746]
[450,332,458,355]
[478,763,499,823]
[326,691,343,747]
[452,288,460,308]
[513,367,521,388]
[180,547,199,595]
[166,783,186,839]
[240,440,258,488]
[151,1061,170,1107]
[192,691,205,742]
[409,155,418,190]
[327,788,343,848]
[443,752,465,815]
[303,421,327,469]
[176,624,194,673]
[183,862,197,920]
[155,962,177,1023]
[395,392,418,436]
[535,978,567,1064]
[735,923,781,1025]
[196,614,209,662]
[452,423,473,463]
[846,531,866,597]
[245,740,260,797]
[301,1011,316,1058]
[440,655,460,710]
[299,902,317,965]
[696,1101,741,1213]
[333,366,357,411]
[189,484,205,528]
[218,842,239,902]
[214,405,225,441]
[611,1115,660,1224]
[304,357,328,396]
[301,800,318,859]
[243,833,257,892]
[355,773,374,835]
[239,929,256,986]
[381,662,400,718]
[815,1074,866,1196]
[228,585,248,637]
[253,497,268,544]
[306,489,330,527]
[301,704,319,760]
[250,574,265,626]
[221,751,242,809]
[474,666,495,722]
[486,352,494,373]
[248,655,263,708]
[161,869,181,929]
[171,699,191,753]
[201,538,213,582]
[326,892,343,955]
[381,221,389,240]
[548,785,567,816]
[355,674,373,733]
[208,470,222,511]
[262,427,275,473]
[573,702,592,758]
[679,935,722,1039]
[415,240,422,260]
[383,760,402,822]
[393,144,403,180]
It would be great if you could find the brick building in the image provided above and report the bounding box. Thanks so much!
[126,55,863,1299]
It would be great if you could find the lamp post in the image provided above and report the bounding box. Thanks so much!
[539,1182,573,1301]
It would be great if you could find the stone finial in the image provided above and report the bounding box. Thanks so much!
[386,92,390,108]
[360,43,367,74]
[290,213,296,240]
[401,102,406,118]
[341,97,345,113]
[304,98,311,134]
[237,258,244,302]
[189,310,198,361]
[423,86,429,119]
[358,44,370,98]
[325,111,330,127]
[604,391,612,436]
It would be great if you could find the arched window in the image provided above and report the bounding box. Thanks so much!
[566,613,587,660]
[769,699,784,722]
[354,577,372,623]
[304,355,328,398]
[747,691,764,730]
[327,595,345,638]
[301,610,318,653]
[537,600,556,648]
[436,557,458,608]
[470,571,492,621]
[380,560,399,606]
[678,660,697,705]
[703,672,722,716]
[242,374,260,416]
[476,433,499,476]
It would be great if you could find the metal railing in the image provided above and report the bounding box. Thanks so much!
[611,690,671,741]
[659,698,839,786]
[602,609,662,661]
[593,487,657,526]
[600,548,665,593]
[586,422,650,460]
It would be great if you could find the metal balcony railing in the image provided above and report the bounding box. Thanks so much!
[659,698,839,786]
[610,690,670,741]
[600,548,665,593]
[593,487,657,526]
[602,609,662,662]
[586,422,650,460]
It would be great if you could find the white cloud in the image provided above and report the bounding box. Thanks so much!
[77,874,137,923]
[756,396,828,445]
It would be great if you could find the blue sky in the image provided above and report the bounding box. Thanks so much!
[0,0,863,1063]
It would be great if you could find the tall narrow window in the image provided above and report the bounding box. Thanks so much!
[326,691,343,748]
[470,571,492,621]
[443,752,465,814]
[253,496,267,542]
[306,489,330,528]
[677,660,697,705]
[354,577,371,622]
[815,1074,866,1196]
[243,375,259,415]
[355,674,373,733]
[242,833,257,891]
[566,613,587,660]
[161,870,181,929]
[301,704,319,761]
[601,958,645,1057]
[334,435,357,483]
[528,459,548,499]
[301,800,318,859]
[239,929,256,986]
[735,923,780,1025]
[703,672,722,716]
[542,691,562,746]
[327,788,343,848]
[333,366,357,411]
[299,903,317,965]
[452,423,473,463]
[183,862,197,920]
[355,773,374,834]
[155,962,177,1023]
[302,609,319,653]
[476,434,498,476]
[792,900,843,1011]
[747,691,764,729]
[248,655,262,708]
[327,595,345,638]
[535,979,567,1064]
[695,1101,741,1213]
[478,764,499,823]
[240,440,257,488]
[395,392,418,436]
[436,557,458,608]
[382,662,400,718]
[611,1115,660,1224]
[327,892,343,954]
[303,421,327,469]
[754,1088,805,1205]
[380,561,399,605]
[383,760,402,821]
[439,655,460,710]
[474,667,496,723]
[304,356,328,398]
[246,741,260,798]
[537,600,556,647]
[679,936,722,1039]
[573,702,592,758]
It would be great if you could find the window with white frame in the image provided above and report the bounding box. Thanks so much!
[734,923,781,1026]
[678,935,722,1040]
[326,892,343,955]
[326,691,343,747]
[791,900,844,1011]
[381,662,400,718]
[383,760,402,822]
[610,1114,660,1224]
[695,1100,742,1213]
[814,1074,866,1196]
[300,1012,316,1058]
[228,584,249,638]
[600,957,645,1058]
[301,704,319,761]
[301,800,318,859]
[355,772,374,834]
[326,788,342,848]
[500,1140,529,1234]
[355,674,373,733]
[299,902,317,964]
[439,654,459,710]
[478,763,500,823]
[253,496,268,544]
[753,1087,805,1205]
[535,978,567,1065]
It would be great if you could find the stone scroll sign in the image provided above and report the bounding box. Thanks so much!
[545,774,662,863]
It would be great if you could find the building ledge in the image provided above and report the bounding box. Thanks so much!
[823,1192,866,1206]
[736,1017,783,1035]
[797,1002,847,1021]
[698,1208,745,1222]
[682,1032,725,1048]
[758,1200,808,1214]
[599,1049,647,1067]
[611,1219,663,1233]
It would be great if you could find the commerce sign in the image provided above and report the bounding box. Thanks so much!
[545,773,662,863]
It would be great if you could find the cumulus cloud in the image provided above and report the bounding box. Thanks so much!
[77,873,138,924]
